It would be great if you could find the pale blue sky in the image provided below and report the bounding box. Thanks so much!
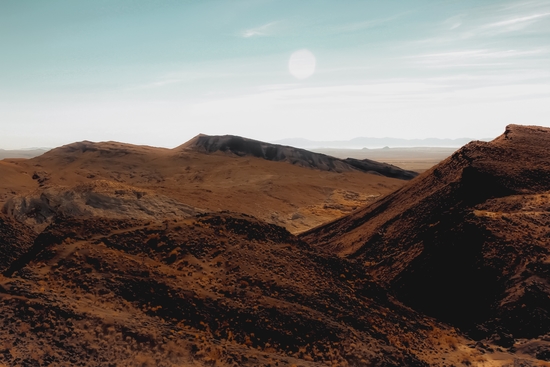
[1,0,549,148]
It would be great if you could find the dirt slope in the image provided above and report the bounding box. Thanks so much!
[302,125,550,347]
[3,181,201,232]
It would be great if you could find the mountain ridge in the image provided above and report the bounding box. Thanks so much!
[179,134,418,180]
[0,135,410,234]
[301,124,550,344]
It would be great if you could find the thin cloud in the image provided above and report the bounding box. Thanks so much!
[410,4,550,46]
[407,48,547,68]
[241,21,278,38]
[483,12,550,29]
[125,72,237,91]
[499,1,550,12]
[332,13,405,33]
[443,15,464,30]
[450,22,462,30]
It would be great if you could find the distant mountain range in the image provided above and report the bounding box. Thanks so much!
[0,137,487,159]
[0,137,491,159]
[272,137,489,149]
[0,148,49,159]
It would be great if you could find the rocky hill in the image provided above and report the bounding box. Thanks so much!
[0,211,530,366]
[0,137,410,234]
[302,125,550,351]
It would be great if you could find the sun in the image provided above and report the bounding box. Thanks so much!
[288,49,316,80]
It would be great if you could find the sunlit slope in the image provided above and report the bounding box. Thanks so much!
[1,136,410,233]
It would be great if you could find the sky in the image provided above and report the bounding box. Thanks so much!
[1,0,550,149]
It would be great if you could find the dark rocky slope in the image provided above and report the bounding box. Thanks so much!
[0,213,493,366]
[0,213,34,273]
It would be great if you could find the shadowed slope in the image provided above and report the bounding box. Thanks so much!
[0,213,34,273]
[302,125,550,344]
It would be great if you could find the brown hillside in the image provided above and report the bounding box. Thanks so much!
[302,124,550,346]
[0,137,408,233]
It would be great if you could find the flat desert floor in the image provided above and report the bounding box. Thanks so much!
[313,147,459,172]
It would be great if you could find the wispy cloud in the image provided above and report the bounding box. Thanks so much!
[125,71,237,91]
[482,12,550,31]
[499,1,550,12]
[409,2,550,47]
[443,15,464,30]
[241,21,278,38]
[407,48,547,68]
[331,13,404,33]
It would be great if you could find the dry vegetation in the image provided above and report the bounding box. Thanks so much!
[0,214,499,366]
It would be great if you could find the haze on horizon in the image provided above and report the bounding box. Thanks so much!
[1,0,550,150]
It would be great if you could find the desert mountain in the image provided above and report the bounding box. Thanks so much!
[0,148,49,160]
[0,136,411,233]
[302,125,550,349]
[0,129,547,365]
[179,134,418,180]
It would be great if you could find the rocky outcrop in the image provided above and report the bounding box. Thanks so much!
[3,181,200,232]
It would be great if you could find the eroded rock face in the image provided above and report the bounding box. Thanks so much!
[2,181,201,232]
[302,124,550,343]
